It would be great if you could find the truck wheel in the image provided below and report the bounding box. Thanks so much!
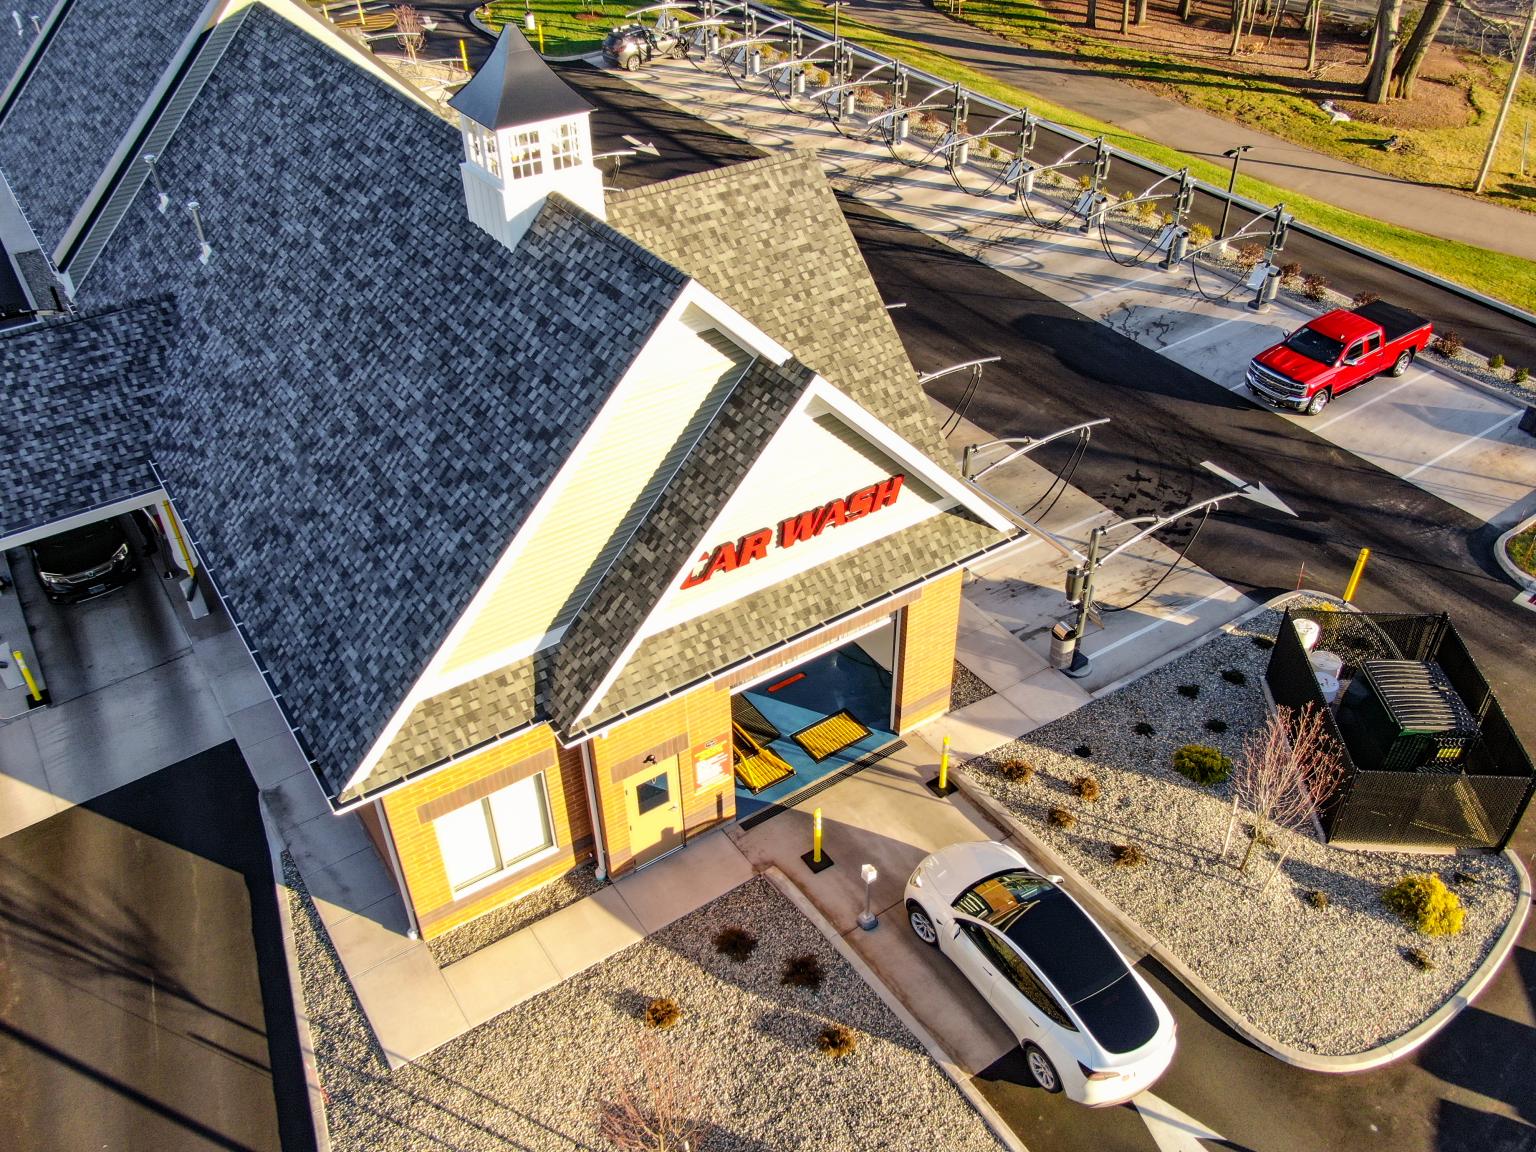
[1306,388,1332,416]
[1388,349,1413,377]
[625,54,641,72]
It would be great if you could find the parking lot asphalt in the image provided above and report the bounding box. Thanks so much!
[0,740,314,1152]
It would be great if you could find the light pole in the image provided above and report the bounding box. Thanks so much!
[1217,145,1252,246]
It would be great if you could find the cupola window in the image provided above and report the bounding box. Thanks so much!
[551,121,583,171]
[507,129,544,180]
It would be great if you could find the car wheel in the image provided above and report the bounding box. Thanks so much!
[906,901,939,947]
[624,54,641,72]
[1388,349,1413,377]
[1023,1043,1062,1093]
[1305,388,1332,416]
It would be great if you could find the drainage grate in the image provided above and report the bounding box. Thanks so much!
[737,740,906,830]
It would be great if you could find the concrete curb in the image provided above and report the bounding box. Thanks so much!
[259,799,332,1152]
[1493,513,1536,592]
[950,726,1533,1074]
[762,867,1029,1152]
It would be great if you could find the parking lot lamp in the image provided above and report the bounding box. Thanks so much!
[1218,145,1252,245]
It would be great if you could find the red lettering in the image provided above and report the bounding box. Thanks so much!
[845,484,877,520]
[778,508,825,549]
[824,498,848,527]
[871,474,904,509]
[705,540,740,579]
[679,549,714,589]
[738,528,772,565]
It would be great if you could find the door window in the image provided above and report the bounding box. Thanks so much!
[635,771,670,815]
[959,922,1077,1030]
[435,773,555,892]
[1344,341,1364,363]
[1363,333,1382,357]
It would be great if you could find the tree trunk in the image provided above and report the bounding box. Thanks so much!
[1391,0,1452,99]
[1307,0,1322,70]
[1238,821,1264,872]
[1136,0,1150,24]
[1230,0,1246,54]
[1265,0,1285,47]
[1122,0,1132,34]
[1222,795,1242,856]
[1365,0,1403,103]
[1179,0,1195,19]
[1088,0,1099,28]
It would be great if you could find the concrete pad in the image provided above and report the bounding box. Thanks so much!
[226,697,289,749]
[528,884,644,979]
[924,693,1034,763]
[262,765,333,832]
[323,892,417,977]
[301,843,398,923]
[191,626,259,678]
[281,806,372,875]
[1002,667,1091,730]
[244,727,312,790]
[203,665,274,718]
[0,721,63,838]
[616,829,754,934]
[350,945,469,1068]
[441,928,562,1027]
[954,619,1046,693]
[843,913,1016,1075]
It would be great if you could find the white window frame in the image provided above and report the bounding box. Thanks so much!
[434,772,559,897]
[550,121,583,171]
[507,129,543,180]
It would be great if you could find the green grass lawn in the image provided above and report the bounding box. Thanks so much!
[484,0,1536,312]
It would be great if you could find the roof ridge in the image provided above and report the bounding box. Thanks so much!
[604,149,821,205]
[542,193,687,285]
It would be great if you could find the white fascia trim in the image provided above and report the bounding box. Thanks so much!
[0,489,168,552]
[676,280,793,366]
[806,379,1014,532]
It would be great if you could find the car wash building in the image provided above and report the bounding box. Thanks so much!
[1,3,1016,941]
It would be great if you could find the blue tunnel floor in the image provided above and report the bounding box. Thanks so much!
[733,639,896,822]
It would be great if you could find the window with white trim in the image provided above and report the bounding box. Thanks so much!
[550,121,583,171]
[506,129,543,180]
[434,773,555,892]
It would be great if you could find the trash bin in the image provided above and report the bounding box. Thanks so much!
[1520,405,1536,438]
[1049,620,1077,669]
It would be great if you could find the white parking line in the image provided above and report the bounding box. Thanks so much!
[1403,409,1522,479]
[1087,587,1232,659]
[1158,313,1246,353]
[1310,371,1427,431]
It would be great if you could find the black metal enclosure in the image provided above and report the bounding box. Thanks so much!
[1266,608,1535,852]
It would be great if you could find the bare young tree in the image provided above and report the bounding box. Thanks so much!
[598,1034,712,1152]
[1391,0,1453,98]
[394,5,424,64]
[1222,703,1346,889]
[1365,0,1405,101]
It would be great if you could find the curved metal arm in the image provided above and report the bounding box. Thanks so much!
[1097,492,1234,565]
[964,418,1109,480]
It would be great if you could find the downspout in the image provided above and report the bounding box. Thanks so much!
[376,802,423,940]
[580,741,609,881]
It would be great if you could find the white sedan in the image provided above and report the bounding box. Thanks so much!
[904,841,1176,1107]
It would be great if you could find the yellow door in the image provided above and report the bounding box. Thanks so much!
[623,756,684,867]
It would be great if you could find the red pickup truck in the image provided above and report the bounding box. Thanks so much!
[1246,301,1433,416]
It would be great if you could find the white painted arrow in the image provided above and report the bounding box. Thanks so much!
[622,134,660,157]
[1200,460,1297,517]
[1133,1091,1228,1152]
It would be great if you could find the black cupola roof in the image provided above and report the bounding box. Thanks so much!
[449,26,593,131]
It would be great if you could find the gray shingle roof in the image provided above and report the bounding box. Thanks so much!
[77,6,687,798]
[0,0,211,256]
[450,26,591,130]
[606,152,957,471]
[0,298,173,538]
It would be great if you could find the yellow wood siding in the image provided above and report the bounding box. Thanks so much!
[439,316,747,678]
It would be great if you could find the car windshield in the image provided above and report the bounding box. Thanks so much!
[952,869,1055,933]
[1283,327,1344,364]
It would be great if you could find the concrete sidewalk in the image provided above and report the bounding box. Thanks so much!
[857,0,1536,263]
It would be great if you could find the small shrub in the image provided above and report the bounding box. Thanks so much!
[1177,683,1201,699]
[1189,222,1214,248]
[1237,242,1265,269]
[1434,329,1464,357]
[1205,718,1229,734]
[1073,744,1092,758]
[1489,353,1506,371]
[1452,870,1475,886]
[1352,289,1380,307]
[782,953,826,989]
[1077,173,1094,189]
[1251,636,1275,649]
[1248,824,1276,848]
[1221,668,1247,686]
[1000,758,1035,783]
[1382,873,1465,936]
[817,1023,858,1058]
[713,926,758,962]
[1073,775,1101,802]
[1307,889,1330,909]
[1138,199,1160,221]
[1302,273,1329,302]
[1134,721,1156,737]
[1049,806,1076,830]
[1279,260,1303,285]
[1516,366,1530,384]
[1172,743,1233,785]
[643,997,682,1030]
[1405,946,1436,971]
[1111,843,1146,868]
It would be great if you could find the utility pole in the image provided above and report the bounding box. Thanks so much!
[1475,1,1536,194]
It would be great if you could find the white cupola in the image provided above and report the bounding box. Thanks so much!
[448,28,605,251]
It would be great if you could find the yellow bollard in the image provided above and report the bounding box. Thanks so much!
[938,735,951,792]
[538,25,545,53]
[12,649,41,703]
[813,807,823,863]
[459,38,469,73]
[163,500,196,578]
[1343,547,1371,603]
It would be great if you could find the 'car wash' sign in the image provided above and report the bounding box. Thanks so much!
[681,474,905,590]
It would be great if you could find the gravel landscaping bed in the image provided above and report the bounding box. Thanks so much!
[952,660,996,710]
[426,861,607,967]
[960,607,1521,1057]
[291,858,1003,1151]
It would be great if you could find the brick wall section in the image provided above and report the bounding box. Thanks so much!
[589,682,735,877]
[893,570,962,732]
[381,724,594,938]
